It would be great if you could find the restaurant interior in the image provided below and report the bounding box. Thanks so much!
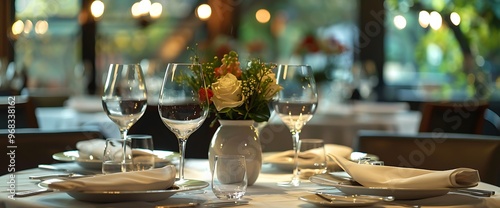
[0,0,500,207]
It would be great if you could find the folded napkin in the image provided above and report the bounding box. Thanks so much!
[48,165,176,192]
[77,139,153,160]
[264,144,353,171]
[329,154,480,189]
[76,139,107,160]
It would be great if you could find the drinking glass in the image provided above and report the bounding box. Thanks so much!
[102,64,148,169]
[158,63,209,183]
[101,135,155,174]
[273,64,318,186]
[212,155,247,200]
[298,139,327,178]
[102,138,132,174]
[128,134,155,171]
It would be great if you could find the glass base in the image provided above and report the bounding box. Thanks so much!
[277,178,301,187]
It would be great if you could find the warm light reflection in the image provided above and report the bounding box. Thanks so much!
[11,20,24,36]
[24,20,33,34]
[393,15,406,29]
[91,0,105,18]
[35,20,48,35]
[149,2,163,19]
[418,10,430,28]
[131,2,141,17]
[256,9,271,23]
[450,12,461,26]
[429,11,442,30]
[196,4,212,20]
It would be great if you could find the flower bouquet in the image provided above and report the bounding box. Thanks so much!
[188,49,282,125]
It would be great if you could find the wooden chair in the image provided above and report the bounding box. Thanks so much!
[0,127,103,175]
[0,95,38,129]
[355,131,500,186]
[418,101,489,134]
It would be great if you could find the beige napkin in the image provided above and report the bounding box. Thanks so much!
[329,154,480,189]
[48,165,176,192]
[264,144,353,171]
[76,139,107,160]
[77,139,153,160]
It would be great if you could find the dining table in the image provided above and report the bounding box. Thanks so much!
[1,158,499,208]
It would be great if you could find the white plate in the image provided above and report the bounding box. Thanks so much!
[53,150,179,170]
[299,194,379,207]
[309,174,451,200]
[39,179,208,202]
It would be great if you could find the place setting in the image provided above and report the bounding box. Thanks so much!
[296,153,493,207]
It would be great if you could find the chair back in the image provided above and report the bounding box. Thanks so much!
[418,101,488,134]
[0,127,103,175]
[355,131,500,186]
[0,95,38,128]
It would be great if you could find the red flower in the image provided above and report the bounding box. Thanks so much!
[199,88,213,103]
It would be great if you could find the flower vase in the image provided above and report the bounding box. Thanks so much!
[208,120,262,186]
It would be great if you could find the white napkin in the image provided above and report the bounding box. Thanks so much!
[48,165,176,192]
[264,144,353,170]
[77,139,153,160]
[76,139,107,160]
[329,154,480,189]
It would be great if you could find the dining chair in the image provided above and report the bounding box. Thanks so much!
[354,131,500,186]
[0,127,103,175]
[418,101,489,134]
[0,95,39,128]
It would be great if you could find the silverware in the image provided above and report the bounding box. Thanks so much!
[156,200,249,208]
[14,188,54,197]
[452,188,495,197]
[29,173,87,180]
[37,164,95,175]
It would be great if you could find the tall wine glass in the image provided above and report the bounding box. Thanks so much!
[273,64,318,186]
[102,64,148,171]
[158,63,209,183]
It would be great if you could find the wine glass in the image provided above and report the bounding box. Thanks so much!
[273,64,318,186]
[158,63,209,184]
[102,64,148,172]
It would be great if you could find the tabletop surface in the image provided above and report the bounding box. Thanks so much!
[1,159,499,208]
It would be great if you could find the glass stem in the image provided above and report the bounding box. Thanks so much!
[178,138,187,181]
[291,131,301,186]
[120,129,128,164]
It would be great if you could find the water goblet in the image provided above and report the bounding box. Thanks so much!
[102,64,148,169]
[273,64,318,186]
[212,155,248,201]
[158,63,209,184]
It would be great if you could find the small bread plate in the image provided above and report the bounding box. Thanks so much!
[53,150,179,170]
[299,194,379,207]
[310,173,452,200]
[38,178,208,202]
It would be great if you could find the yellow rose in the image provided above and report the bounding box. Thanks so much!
[262,72,282,100]
[211,73,245,111]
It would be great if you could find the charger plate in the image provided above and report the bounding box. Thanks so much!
[39,179,208,202]
[310,173,451,200]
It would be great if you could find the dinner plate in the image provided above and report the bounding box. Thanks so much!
[53,150,179,170]
[299,194,379,207]
[309,173,451,200]
[39,179,209,202]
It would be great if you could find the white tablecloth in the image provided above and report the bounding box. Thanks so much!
[1,159,499,208]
